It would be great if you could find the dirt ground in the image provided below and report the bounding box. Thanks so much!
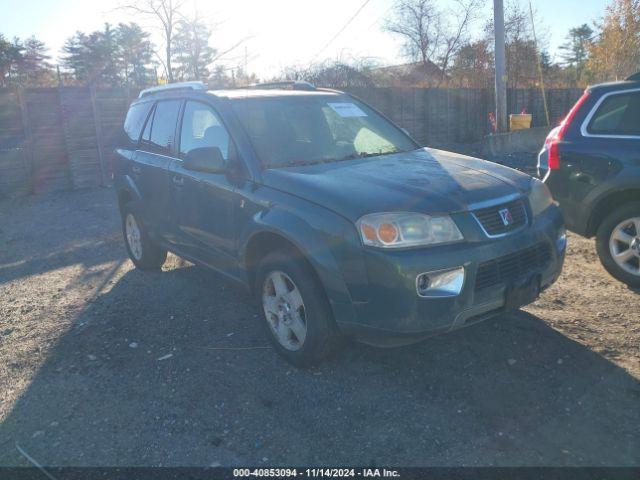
[0,188,638,467]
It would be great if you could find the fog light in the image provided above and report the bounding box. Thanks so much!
[416,267,465,297]
[557,228,567,254]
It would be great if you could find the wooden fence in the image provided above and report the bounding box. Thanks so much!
[0,86,583,199]
[344,87,583,147]
[0,87,136,198]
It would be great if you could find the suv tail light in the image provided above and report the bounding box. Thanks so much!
[544,127,561,170]
[545,90,590,170]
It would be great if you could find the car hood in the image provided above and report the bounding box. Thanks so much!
[261,148,532,221]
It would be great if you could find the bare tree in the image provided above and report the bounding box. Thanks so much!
[280,59,377,88]
[119,0,186,82]
[385,0,442,68]
[384,0,482,84]
[438,0,484,83]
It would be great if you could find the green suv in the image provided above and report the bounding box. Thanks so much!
[115,81,565,366]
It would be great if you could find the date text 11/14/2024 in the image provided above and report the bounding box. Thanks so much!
[233,468,401,477]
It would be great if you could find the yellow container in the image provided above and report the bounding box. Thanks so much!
[509,114,532,131]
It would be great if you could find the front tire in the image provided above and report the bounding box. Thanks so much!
[596,202,640,288]
[121,207,167,270]
[255,250,343,367]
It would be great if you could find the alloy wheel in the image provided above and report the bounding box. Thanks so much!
[609,217,640,276]
[262,271,307,351]
[125,213,143,261]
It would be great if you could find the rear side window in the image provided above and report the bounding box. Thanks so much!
[123,102,153,143]
[588,91,640,136]
[147,99,182,152]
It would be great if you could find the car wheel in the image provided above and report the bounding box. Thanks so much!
[255,250,343,367]
[121,207,167,270]
[596,202,640,288]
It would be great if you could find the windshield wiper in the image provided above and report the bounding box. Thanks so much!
[267,149,405,169]
[269,158,338,168]
[338,150,403,161]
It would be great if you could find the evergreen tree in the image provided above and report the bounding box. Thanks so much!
[116,23,154,87]
[0,35,23,86]
[61,31,90,83]
[99,24,120,85]
[61,24,121,85]
[19,37,52,86]
[172,16,217,81]
[559,24,594,85]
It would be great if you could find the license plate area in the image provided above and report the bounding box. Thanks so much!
[504,275,541,310]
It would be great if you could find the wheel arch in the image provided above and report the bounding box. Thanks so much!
[116,174,143,213]
[587,189,640,236]
[118,189,133,212]
[244,230,313,293]
[239,215,359,328]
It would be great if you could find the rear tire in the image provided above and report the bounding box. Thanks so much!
[595,202,640,288]
[255,250,343,367]
[121,206,167,270]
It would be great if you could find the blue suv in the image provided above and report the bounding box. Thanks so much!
[114,81,566,366]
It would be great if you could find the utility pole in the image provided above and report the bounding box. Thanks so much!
[493,0,508,133]
[529,0,550,126]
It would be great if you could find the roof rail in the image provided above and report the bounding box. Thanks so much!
[316,87,345,94]
[138,81,207,98]
[242,81,316,91]
[626,72,640,81]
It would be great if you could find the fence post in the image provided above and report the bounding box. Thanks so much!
[58,87,75,190]
[16,87,35,195]
[446,89,452,145]
[90,85,107,186]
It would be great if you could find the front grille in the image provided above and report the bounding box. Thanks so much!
[475,242,552,291]
[472,199,528,236]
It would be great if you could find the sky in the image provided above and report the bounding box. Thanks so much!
[0,0,609,78]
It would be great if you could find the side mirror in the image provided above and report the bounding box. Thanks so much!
[184,147,226,173]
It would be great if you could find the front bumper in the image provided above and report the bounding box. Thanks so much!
[336,205,565,347]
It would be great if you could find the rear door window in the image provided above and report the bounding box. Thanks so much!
[588,91,640,136]
[147,99,182,153]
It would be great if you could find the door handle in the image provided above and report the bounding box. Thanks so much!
[131,165,141,174]
[172,175,185,187]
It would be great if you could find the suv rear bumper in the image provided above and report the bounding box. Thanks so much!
[336,205,565,347]
[542,169,591,237]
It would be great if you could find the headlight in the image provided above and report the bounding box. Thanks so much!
[356,212,463,248]
[528,179,554,217]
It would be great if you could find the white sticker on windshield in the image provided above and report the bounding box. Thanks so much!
[328,102,367,118]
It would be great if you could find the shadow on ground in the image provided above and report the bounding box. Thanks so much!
[0,190,638,466]
[1,264,639,467]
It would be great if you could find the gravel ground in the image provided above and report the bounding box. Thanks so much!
[0,188,638,467]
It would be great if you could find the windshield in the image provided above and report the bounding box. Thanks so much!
[230,94,419,167]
